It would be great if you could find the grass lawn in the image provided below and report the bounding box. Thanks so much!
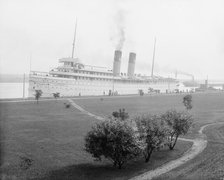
[75,92,224,137]
[1,92,224,179]
[0,100,98,179]
[154,124,224,180]
[41,141,191,180]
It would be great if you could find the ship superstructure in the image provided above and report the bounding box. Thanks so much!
[29,24,179,97]
[29,49,178,97]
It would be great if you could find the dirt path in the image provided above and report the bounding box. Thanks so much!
[130,123,224,180]
[67,99,104,120]
[67,98,223,180]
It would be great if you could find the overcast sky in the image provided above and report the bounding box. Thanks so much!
[0,0,224,80]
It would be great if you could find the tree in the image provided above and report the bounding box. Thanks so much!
[183,94,193,110]
[34,90,43,104]
[135,114,169,162]
[161,110,193,150]
[85,119,141,169]
[139,89,144,96]
[53,92,60,101]
[148,87,154,93]
[64,102,71,108]
[112,108,129,121]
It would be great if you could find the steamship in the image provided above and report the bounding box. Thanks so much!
[29,49,179,97]
[29,25,179,97]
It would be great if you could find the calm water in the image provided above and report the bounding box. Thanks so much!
[0,83,29,99]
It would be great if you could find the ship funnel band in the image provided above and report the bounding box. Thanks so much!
[127,52,136,77]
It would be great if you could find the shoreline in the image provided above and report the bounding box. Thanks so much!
[1,91,224,103]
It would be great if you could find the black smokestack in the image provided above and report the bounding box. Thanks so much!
[113,50,122,76]
[127,52,136,77]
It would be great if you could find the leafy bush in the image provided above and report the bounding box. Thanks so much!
[19,156,33,170]
[53,92,60,100]
[139,89,144,96]
[161,110,193,150]
[34,90,43,104]
[183,94,193,110]
[135,114,169,162]
[85,119,141,169]
[112,108,129,121]
[63,102,71,108]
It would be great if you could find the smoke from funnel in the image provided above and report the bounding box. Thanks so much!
[116,28,125,50]
[114,9,126,50]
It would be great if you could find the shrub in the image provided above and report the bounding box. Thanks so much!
[135,114,169,162]
[85,119,141,169]
[34,90,43,104]
[161,110,193,150]
[53,92,60,100]
[64,103,71,108]
[19,156,33,170]
[148,87,154,93]
[183,94,193,110]
[112,108,129,121]
[139,89,144,96]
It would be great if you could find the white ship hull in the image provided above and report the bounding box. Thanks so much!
[29,74,178,97]
[28,27,184,98]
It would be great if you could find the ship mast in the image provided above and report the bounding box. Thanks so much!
[71,19,77,58]
[151,37,156,78]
